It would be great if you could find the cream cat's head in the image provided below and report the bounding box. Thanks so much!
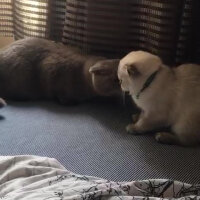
[118,51,162,97]
[89,59,121,96]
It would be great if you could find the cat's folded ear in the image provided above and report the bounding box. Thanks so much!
[89,64,110,75]
[89,59,119,75]
[127,64,140,76]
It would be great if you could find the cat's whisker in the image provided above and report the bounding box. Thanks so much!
[122,91,126,106]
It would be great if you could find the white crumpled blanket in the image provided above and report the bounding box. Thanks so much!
[0,156,199,200]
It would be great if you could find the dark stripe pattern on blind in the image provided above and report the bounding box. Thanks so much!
[63,0,188,64]
[14,0,49,39]
[0,0,13,36]
[0,0,199,65]
[49,0,66,41]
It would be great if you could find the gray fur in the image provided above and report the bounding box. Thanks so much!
[0,38,120,105]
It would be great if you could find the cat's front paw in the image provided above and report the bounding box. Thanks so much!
[155,132,179,145]
[155,132,165,143]
[126,124,141,135]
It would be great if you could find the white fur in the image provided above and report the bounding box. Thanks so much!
[118,51,200,146]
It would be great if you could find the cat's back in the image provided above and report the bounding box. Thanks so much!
[175,63,200,84]
[0,37,84,69]
[174,64,200,109]
[1,37,56,50]
[39,41,94,100]
[0,38,52,55]
[0,38,54,71]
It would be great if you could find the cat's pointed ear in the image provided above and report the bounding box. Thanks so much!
[127,64,140,76]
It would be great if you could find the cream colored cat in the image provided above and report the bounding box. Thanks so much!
[118,51,200,146]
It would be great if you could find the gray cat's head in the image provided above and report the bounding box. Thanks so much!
[89,59,121,96]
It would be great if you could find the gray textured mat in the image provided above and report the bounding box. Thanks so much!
[0,101,199,184]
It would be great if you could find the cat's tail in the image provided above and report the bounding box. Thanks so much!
[0,98,6,108]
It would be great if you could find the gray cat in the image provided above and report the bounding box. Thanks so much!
[0,38,121,105]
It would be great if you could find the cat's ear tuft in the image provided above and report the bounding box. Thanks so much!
[127,64,140,76]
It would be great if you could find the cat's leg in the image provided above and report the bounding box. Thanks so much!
[126,112,164,135]
[156,130,199,146]
[155,132,180,145]
[126,112,143,134]
[170,115,200,146]
[156,114,200,146]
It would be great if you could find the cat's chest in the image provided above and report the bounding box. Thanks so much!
[132,93,167,112]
